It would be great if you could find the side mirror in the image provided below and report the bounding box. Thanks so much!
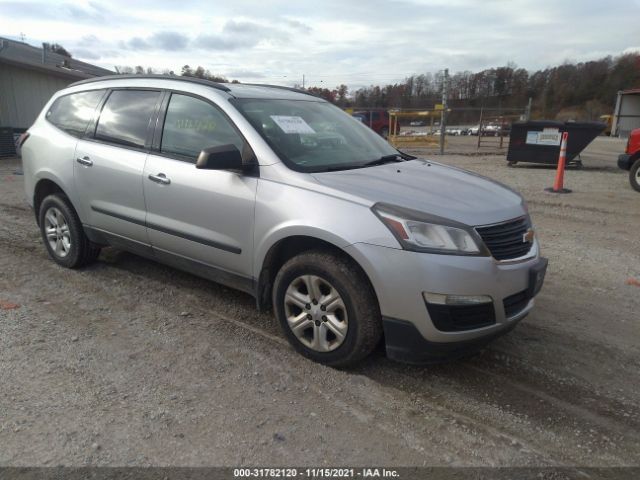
[196,144,244,171]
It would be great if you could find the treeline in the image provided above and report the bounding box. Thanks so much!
[336,53,640,121]
[114,64,241,83]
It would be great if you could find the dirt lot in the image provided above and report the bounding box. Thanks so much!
[1,136,639,467]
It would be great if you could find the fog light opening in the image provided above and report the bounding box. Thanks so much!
[423,292,493,306]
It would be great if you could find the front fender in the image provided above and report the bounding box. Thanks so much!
[252,178,399,278]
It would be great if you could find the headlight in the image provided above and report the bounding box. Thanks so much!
[373,203,485,255]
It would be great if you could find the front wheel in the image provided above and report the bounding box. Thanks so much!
[630,159,640,192]
[272,250,382,367]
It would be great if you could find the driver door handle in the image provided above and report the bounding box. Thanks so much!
[76,156,93,167]
[148,173,171,185]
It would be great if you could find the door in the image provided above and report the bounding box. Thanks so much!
[143,92,257,283]
[74,89,161,246]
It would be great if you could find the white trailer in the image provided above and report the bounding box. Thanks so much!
[612,89,640,138]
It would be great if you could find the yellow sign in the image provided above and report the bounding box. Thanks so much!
[434,104,444,111]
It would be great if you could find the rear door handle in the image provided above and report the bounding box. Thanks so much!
[148,173,171,185]
[76,156,93,167]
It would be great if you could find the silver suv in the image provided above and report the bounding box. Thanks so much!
[21,75,547,366]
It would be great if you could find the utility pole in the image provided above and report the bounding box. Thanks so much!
[439,68,449,155]
[302,74,305,89]
[525,97,532,121]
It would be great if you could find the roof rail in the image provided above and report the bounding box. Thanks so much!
[243,83,319,98]
[68,74,231,92]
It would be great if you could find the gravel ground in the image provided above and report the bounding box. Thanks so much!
[0,137,639,467]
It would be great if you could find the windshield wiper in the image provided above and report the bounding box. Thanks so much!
[316,154,407,173]
[361,154,406,167]
[320,164,368,172]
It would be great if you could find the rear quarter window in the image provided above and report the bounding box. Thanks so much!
[46,89,105,138]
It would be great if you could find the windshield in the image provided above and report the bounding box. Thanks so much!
[231,98,400,172]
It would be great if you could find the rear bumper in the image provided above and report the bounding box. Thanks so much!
[618,154,634,171]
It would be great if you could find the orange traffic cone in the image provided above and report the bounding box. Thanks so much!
[545,131,572,193]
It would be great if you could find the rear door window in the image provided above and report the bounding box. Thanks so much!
[46,89,105,138]
[95,90,160,148]
[160,93,244,161]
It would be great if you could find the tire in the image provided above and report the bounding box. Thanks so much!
[630,159,640,192]
[272,250,382,367]
[380,127,389,139]
[39,194,101,268]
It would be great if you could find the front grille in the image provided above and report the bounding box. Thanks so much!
[503,290,530,318]
[476,217,532,261]
[426,302,496,332]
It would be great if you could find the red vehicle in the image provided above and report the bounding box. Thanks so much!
[352,110,394,137]
[618,128,640,191]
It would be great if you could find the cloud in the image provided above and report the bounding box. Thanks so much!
[122,37,151,50]
[150,31,189,51]
[0,0,124,24]
[77,35,101,47]
[3,0,639,89]
[72,48,102,60]
[194,34,257,51]
[220,20,289,43]
[118,20,290,52]
[283,18,312,33]
[120,31,188,51]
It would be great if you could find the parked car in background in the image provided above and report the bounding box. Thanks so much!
[618,127,640,191]
[352,109,394,137]
[468,125,480,135]
[483,124,499,136]
[21,75,547,367]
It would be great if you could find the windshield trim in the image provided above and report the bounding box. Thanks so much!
[229,97,405,173]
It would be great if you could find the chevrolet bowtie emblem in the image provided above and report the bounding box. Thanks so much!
[522,229,535,243]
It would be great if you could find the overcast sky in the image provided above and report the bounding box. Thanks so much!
[1,0,639,89]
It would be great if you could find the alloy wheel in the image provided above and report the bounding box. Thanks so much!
[44,206,71,258]
[284,274,348,352]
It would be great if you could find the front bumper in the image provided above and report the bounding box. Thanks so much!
[381,316,521,364]
[618,154,634,171]
[344,242,547,363]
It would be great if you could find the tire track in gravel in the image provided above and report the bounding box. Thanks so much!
[361,359,639,466]
[1,243,534,466]
[0,236,565,465]
[3,230,637,466]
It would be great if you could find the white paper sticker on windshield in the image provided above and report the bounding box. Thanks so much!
[270,115,316,134]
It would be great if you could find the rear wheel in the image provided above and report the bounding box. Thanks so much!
[630,159,640,192]
[272,250,382,367]
[39,194,100,268]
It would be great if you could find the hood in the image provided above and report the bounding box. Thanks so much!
[311,159,525,226]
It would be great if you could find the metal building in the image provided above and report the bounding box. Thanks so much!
[612,89,640,138]
[0,37,113,132]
